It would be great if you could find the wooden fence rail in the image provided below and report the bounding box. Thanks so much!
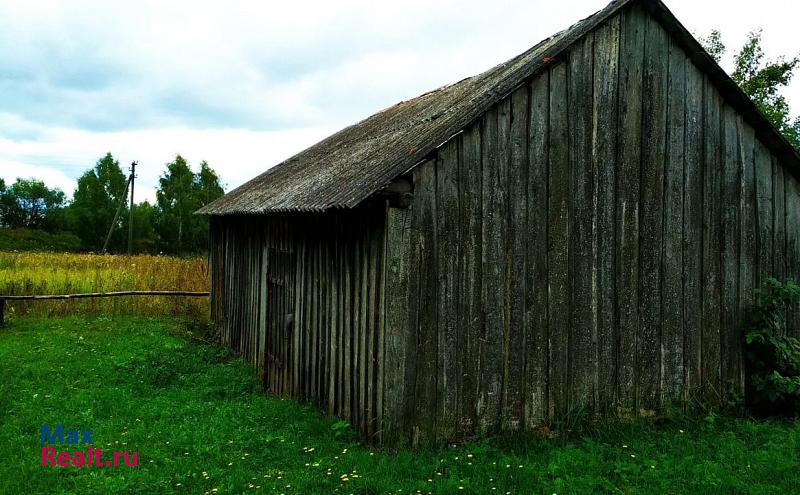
[0,291,210,326]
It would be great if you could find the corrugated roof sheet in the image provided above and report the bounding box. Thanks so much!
[199,0,800,215]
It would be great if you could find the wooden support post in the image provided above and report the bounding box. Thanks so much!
[0,298,5,327]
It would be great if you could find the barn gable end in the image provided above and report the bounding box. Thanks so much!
[206,0,800,446]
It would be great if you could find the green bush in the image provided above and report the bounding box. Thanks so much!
[0,227,81,252]
[743,278,800,416]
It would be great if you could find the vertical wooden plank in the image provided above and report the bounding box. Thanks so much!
[755,141,773,286]
[592,16,619,414]
[328,220,339,413]
[367,221,380,439]
[365,225,374,435]
[375,211,386,443]
[436,141,461,439]
[254,230,260,368]
[547,62,570,421]
[773,158,786,284]
[738,120,757,394]
[638,15,668,412]
[268,225,274,376]
[662,39,685,404]
[276,222,283,392]
[255,230,262,373]
[359,229,369,434]
[616,4,645,415]
[702,80,723,402]
[339,219,347,415]
[287,222,295,393]
[317,233,326,405]
[269,222,277,392]
[351,232,362,429]
[479,101,507,433]
[282,221,289,393]
[403,202,422,445]
[322,225,332,409]
[302,229,312,399]
[309,235,318,402]
[260,232,270,385]
[245,230,252,368]
[683,61,704,401]
[569,33,596,416]
[371,220,382,437]
[413,160,438,443]
[458,124,483,435]
[720,105,741,392]
[383,206,413,445]
[524,73,549,428]
[280,223,285,385]
[337,219,346,414]
[343,221,353,422]
[504,86,527,430]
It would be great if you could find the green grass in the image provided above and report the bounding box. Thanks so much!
[1,317,798,494]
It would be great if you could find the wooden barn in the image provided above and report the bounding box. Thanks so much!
[199,0,800,446]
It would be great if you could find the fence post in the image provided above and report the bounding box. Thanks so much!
[0,297,5,328]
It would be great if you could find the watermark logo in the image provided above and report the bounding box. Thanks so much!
[40,424,138,467]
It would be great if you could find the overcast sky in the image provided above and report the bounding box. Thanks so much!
[1,0,798,203]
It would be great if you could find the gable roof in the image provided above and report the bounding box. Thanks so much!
[199,0,800,215]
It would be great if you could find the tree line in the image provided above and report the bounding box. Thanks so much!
[0,153,224,255]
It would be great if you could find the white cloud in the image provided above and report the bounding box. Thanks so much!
[0,120,334,202]
[0,0,798,202]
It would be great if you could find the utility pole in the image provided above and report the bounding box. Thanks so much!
[101,175,131,254]
[128,161,137,254]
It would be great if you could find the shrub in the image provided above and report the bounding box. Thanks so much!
[0,228,81,252]
[743,278,800,416]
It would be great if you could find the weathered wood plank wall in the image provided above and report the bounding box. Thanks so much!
[382,2,800,445]
[210,3,800,447]
[210,206,387,441]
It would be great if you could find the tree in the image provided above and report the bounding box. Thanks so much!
[191,160,224,251]
[156,155,197,254]
[0,178,66,229]
[67,153,129,251]
[194,161,224,208]
[702,29,800,150]
[155,156,224,254]
[700,30,726,64]
[129,200,158,254]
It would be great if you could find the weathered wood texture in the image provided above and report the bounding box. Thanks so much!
[379,3,800,445]
[209,205,387,441]
[210,4,800,447]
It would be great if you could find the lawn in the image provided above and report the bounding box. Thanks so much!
[1,316,798,494]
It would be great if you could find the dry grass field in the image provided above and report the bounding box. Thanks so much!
[0,252,209,317]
